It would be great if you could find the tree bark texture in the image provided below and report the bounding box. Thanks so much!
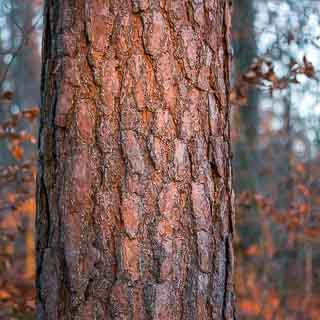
[36,1,235,319]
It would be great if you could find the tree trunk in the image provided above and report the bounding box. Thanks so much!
[233,0,259,193]
[10,0,41,108]
[36,1,236,319]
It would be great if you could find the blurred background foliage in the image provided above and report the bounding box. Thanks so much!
[0,1,41,319]
[0,0,320,319]
[233,0,320,319]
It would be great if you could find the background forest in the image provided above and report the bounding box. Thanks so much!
[0,0,319,319]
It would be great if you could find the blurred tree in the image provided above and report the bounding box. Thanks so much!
[9,0,41,108]
[233,0,260,193]
[232,1,320,318]
[36,1,236,319]
[0,1,41,318]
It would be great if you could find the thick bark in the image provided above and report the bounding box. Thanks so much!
[36,1,236,319]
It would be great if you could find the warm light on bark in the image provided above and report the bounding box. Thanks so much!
[36,1,236,319]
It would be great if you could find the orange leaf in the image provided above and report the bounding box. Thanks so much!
[0,290,11,299]
[0,90,14,101]
[239,299,260,316]
[246,244,260,256]
[298,203,310,215]
[295,163,305,175]
[10,144,23,160]
[297,184,310,197]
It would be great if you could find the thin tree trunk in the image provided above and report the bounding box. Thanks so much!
[281,94,293,208]
[303,242,313,310]
[36,1,236,319]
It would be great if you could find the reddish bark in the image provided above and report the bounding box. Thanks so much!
[36,1,236,319]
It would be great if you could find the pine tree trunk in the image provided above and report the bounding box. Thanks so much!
[36,1,236,319]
